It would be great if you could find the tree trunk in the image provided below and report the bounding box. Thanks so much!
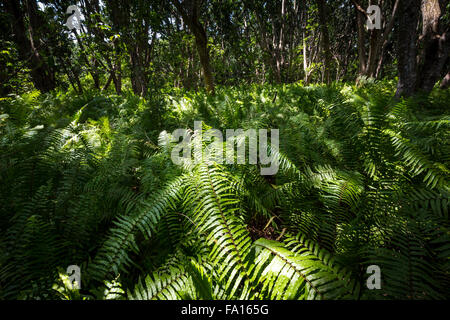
[73,30,100,90]
[416,0,450,93]
[303,32,310,84]
[354,0,399,80]
[275,0,286,83]
[396,0,449,97]
[192,22,215,94]
[395,0,421,98]
[441,71,450,89]
[61,57,83,94]
[130,48,147,96]
[316,0,332,84]
[171,0,215,94]
[6,0,56,93]
[356,8,367,76]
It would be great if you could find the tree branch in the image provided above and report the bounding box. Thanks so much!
[352,0,370,20]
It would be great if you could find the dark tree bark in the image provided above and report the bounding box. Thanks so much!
[171,0,215,94]
[416,0,450,93]
[396,0,449,97]
[441,71,450,89]
[395,0,421,98]
[130,48,147,96]
[5,0,56,93]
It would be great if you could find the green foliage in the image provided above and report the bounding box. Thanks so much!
[0,82,448,300]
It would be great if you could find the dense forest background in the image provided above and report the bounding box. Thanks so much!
[0,0,449,300]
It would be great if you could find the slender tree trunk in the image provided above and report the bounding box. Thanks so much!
[316,0,332,84]
[61,57,83,94]
[111,40,122,95]
[73,30,100,90]
[102,73,113,92]
[130,47,147,96]
[192,22,215,93]
[24,0,56,92]
[303,32,309,84]
[171,0,215,94]
[366,28,382,77]
[6,0,56,92]
[277,0,286,82]
[356,9,367,76]
[354,0,399,80]
[61,61,78,93]
[68,61,83,94]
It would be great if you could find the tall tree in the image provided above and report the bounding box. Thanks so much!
[416,0,450,93]
[353,0,399,79]
[395,0,421,97]
[171,0,215,94]
[396,0,449,97]
[316,0,332,84]
[5,0,56,92]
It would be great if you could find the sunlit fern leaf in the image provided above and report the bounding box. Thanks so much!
[251,238,359,300]
[188,258,214,300]
[89,176,186,281]
[284,234,360,294]
[186,164,255,299]
[128,266,196,300]
[384,129,449,189]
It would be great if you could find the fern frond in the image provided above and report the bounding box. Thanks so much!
[89,176,186,281]
[251,238,359,300]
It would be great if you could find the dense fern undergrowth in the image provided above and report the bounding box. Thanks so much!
[0,81,449,300]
